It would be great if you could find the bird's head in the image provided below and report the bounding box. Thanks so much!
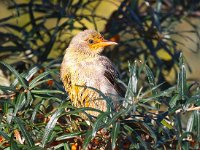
[69,30,117,54]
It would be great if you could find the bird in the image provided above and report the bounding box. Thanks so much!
[60,29,125,117]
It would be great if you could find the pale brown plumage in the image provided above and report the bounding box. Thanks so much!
[60,30,125,116]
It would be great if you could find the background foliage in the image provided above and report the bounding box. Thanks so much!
[0,0,200,149]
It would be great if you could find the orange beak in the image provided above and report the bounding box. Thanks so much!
[99,40,118,47]
[93,40,118,48]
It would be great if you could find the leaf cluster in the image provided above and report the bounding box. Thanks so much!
[0,55,200,149]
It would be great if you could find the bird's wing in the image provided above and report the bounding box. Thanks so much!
[99,56,126,97]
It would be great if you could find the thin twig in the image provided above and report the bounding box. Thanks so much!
[175,106,200,114]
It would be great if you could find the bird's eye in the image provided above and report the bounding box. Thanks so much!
[88,39,94,44]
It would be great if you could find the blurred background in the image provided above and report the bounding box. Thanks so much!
[0,0,200,88]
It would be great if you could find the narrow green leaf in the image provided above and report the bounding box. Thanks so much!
[53,143,66,149]
[28,146,44,150]
[79,86,114,110]
[181,141,190,150]
[0,85,16,92]
[14,92,26,116]
[24,65,40,80]
[29,79,52,89]
[142,122,157,142]
[42,108,63,147]
[145,65,157,95]
[92,112,108,137]
[131,61,138,95]
[83,130,93,149]
[0,61,28,89]
[187,110,200,141]
[31,100,45,122]
[63,143,70,150]
[177,54,187,102]
[111,122,120,150]
[56,131,84,141]
[106,109,126,127]
[169,94,179,108]
[12,65,40,87]
[186,112,194,132]
[62,107,102,117]
[140,84,175,103]
[31,89,64,94]
[0,130,10,140]
[175,114,183,135]
[196,111,200,139]
[14,117,34,147]
[6,107,14,124]
[124,124,134,133]
[29,71,51,88]
[125,61,137,102]
[26,90,33,107]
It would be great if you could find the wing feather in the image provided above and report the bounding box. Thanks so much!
[99,56,126,97]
